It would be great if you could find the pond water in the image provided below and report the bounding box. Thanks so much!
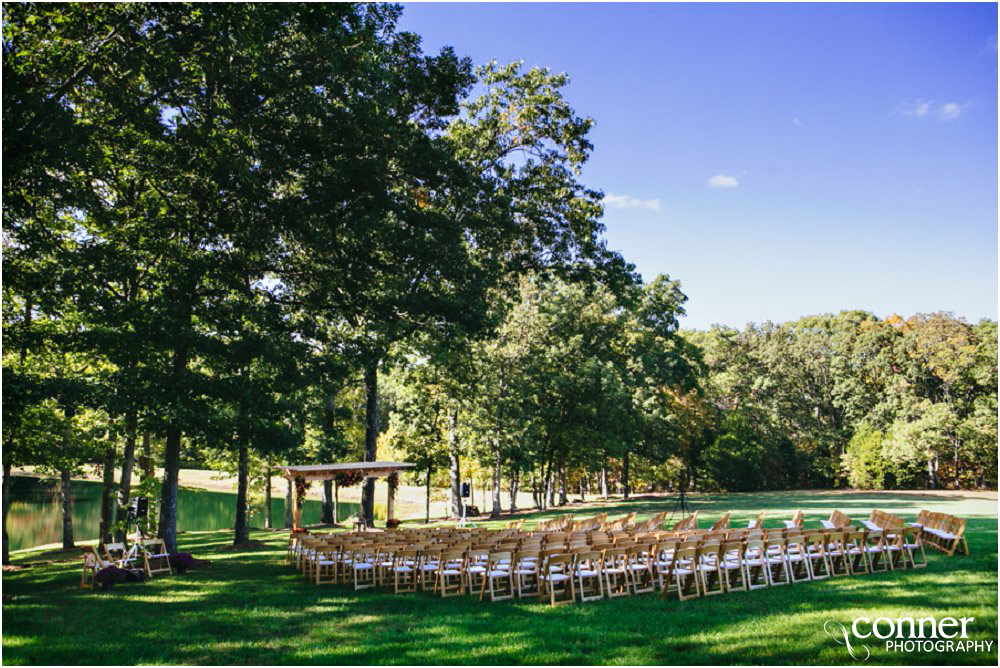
[5,475,382,551]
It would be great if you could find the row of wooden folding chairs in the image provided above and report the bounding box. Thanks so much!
[911,510,968,556]
[866,509,905,530]
[287,524,927,605]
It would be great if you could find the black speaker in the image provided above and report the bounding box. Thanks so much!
[460,482,470,498]
[132,496,149,518]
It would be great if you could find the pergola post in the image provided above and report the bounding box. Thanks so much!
[386,478,395,524]
[290,477,302,531]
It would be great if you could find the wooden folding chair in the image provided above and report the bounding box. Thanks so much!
[626,543,656,595]
[826,532,852,576]
[391,548,419,594]
[901,526,927,568]
[784,535,811,583]
[142,538,173,578]
[511,549,540,598]
[601,547,630,598]
[861,530,888,573]
[573,550,604,602]
[80,546,111,590]
[764,537,790,586]
[539,553,575,606]
[743,539,769,590]
[697,542,725,596]
[479,551,514,602]
[844,531,869,575]
[433,549,466,597]
[668,545,701,601]
[350,545,376,590]
[719,540,748,592]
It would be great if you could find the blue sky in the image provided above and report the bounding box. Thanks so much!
[399,2,998,329]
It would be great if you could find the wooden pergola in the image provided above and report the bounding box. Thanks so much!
[275,461,415,530]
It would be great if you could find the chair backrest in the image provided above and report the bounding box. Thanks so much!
[744,538,765,557]
[721,540,744,560]
[104,542,127,561]
[82,545,102,568]
[710,512,731,531]
[144,538,167,555]
[673,545,698,568]
[575,550,602,571]
[543,553,573,574]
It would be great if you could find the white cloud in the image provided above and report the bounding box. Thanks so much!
[982,34,997,55]
[793,117,803,126]
[938,102,965,121]
[602,193,661,211]
[900,99,969,121]
[708,174,739,189]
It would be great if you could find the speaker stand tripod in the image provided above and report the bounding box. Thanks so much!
[456,502,476,528]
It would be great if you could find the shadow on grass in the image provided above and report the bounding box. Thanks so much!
[2,497,997,666]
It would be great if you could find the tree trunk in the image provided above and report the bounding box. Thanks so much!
[2,462,11,565]
[158,332,190,553]
[321,480,334,524]
[264,470,272,529]
[334,481,339,524]
[284,478,293,528]
[601,460,608,498]
[529,470,539,509]
[360,362,378,527]
[425,468,431,524]
[60,467,74,549]
[622,449,631,499]
[233,412,250,546]
[490,444,502,518]
[953,439,960,489]
[544,451,554,509]
[114,416,136,541]
[99,444,116,544]
[448,408,462,519]
[928,454,939,490]
[509,466,519,515]
[579,475,585,503]
[139,431,153,481]
[557,459,567,506]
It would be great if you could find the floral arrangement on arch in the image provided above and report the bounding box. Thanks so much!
[294,477,311,509]
[333,470,365,487]
[386,472,399,493]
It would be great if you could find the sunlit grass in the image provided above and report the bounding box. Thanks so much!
[2,492,996,665]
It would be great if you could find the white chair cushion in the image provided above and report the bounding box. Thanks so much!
[784,521,798,528]
[820,520,836,529]
[863,521,881,531]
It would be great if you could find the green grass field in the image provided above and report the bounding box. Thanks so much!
[2,491,996,665]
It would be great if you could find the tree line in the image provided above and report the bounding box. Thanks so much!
[3,4,995,566]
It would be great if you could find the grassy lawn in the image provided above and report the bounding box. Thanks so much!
[2,491,996,665]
